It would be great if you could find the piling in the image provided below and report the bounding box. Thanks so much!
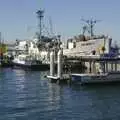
[47,49,70,84]
[50,51,54,76]
[57,49,63,79]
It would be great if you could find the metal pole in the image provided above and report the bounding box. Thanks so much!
[106,62,108,73]
[111,62,113,71]
[89,61,92,73]
[115,62,117,72]
[0,32,1,44]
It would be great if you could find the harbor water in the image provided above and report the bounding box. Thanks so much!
[0,68,120,120]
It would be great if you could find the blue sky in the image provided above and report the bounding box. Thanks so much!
[0,0,120,44]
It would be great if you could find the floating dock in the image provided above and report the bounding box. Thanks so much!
[47,49,70,84]
[47,74,70,83]
[47,49,120,85]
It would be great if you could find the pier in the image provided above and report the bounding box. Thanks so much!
[47,50,120,84]
[66,55,120,73]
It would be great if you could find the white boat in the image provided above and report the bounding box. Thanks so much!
[63,19,118,57]
[12,54,50,70]
[65,19,120,85]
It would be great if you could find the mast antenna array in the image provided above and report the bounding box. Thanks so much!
[81,18,101,37]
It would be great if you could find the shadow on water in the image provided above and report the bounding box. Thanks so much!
[70,81,120,92]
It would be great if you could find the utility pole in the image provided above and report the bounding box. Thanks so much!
[36,9,44,41]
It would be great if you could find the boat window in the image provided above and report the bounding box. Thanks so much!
[81,42,94,46]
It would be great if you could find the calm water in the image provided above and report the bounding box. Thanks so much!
[0,68,120,120]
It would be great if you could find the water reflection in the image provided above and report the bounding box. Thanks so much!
[1,68,120,120]
[47,83,61,110]
[84,86,120,119]
[71,84,120,119]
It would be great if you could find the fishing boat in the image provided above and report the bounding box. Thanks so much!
[63,19,120,85]
[63,19,118,57]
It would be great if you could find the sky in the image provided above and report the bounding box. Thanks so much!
[0,0,120,44]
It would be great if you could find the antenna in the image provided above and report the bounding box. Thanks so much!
[36,9,44,41]
[0,32,1,44]
[49,16,54,38]
[81,18,101,37]
[42,24,50,37]
[82,26,87,35]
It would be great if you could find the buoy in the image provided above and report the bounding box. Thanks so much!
[50,51,54,76]
[57,49,63,78]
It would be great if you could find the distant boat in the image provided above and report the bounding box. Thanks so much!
[12,54,50,70]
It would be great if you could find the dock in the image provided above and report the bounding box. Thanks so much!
[47,49,120,85]
[69,55,120,84]
[47,74,70,84]
[47,49,71,84]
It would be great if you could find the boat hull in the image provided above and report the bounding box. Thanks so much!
[12,62,50,71]
[71,72,120,85]
[1,61,13,68]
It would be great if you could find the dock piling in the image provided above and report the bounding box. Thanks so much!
[57,49,63,79]
[50,51,54,76]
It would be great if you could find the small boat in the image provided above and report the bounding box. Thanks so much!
[12,54,50,70]
[71,72,120,85]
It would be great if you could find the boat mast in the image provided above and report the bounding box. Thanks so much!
[81,18,101,37]
[0,32,1,45]
[49,16,54,38]
[36,9,44,41]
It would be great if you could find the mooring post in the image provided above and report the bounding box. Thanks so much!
[106,62,108,73]
[111,62,113,71]
[89,61,92,73]
[50,51,54,76]
[57,49,63,79]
